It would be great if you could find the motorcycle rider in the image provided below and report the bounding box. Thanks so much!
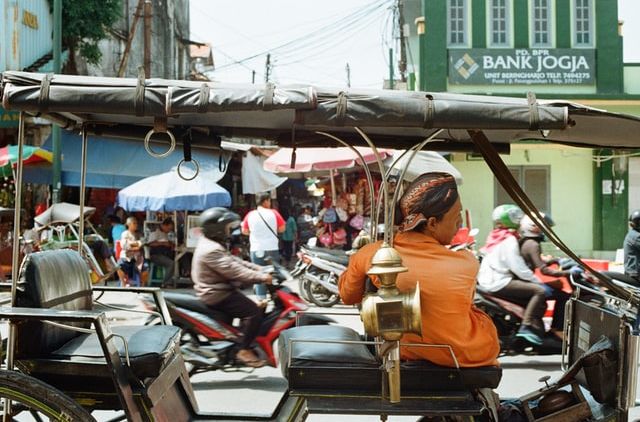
[624,209,640,283]
[192,207,272,368]
[519,214,574,340]
[340,172,500,368]
[477,205,547,346]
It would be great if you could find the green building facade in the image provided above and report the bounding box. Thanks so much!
[407,0,640,257]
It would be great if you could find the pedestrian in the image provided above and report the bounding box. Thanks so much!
[108,215,126,247]
[296,206,315,247]
[118,216,148,287]
[147,217,176,287]
[624,209,640,282]
[241,193,285,298]
[281,209,297,267]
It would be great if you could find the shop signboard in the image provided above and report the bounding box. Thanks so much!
[0,107,20,128]
[0,0,53,71]
[448,48,595,86]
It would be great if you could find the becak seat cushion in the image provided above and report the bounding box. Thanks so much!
[50,325,181,379]
[279,325,502,393]
[278,325,378,378]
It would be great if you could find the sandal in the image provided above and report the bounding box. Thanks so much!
[236,349,266,368]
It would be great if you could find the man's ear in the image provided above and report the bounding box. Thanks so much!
[425,216,438,232]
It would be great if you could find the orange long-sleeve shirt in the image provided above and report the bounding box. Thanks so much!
[339,231,500,368]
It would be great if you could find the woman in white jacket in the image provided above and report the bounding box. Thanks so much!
[477,205,546,346]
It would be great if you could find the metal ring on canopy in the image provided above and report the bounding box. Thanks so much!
[177,158,200,181]
[144,128,176,158]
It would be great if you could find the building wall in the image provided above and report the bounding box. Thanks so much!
[83,0,190,79]
[0,0,52,71]
[416,0,625,96]
[453,144,594,256]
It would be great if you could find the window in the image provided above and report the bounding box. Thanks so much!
[447,0,469,47]
[574,0,593,46]
[489,0,510,47]
[494,166,550,212]
[531,0,552,47]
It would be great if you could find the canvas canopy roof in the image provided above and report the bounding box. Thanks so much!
[33,202,95,227]
[2,71,640,151]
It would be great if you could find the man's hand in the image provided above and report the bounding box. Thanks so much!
[263,274,273,284]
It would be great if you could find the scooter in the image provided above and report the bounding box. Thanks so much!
[141,262,335,375]
[473,287,565,355]
[294,245,347,307]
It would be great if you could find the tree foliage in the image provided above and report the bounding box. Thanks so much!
[48,0,122,65]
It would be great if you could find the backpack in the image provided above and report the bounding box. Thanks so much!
[322,207,338,224]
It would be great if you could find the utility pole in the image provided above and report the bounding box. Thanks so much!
[52,0,62,203]
[397,0,407,83]
[252,70,256,84]
[118,0,145,77]
[264,54,271,83]
[143,0,152,78]
[345,63,351,88]
[388,48,394,90]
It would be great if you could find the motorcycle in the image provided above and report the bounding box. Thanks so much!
[473,258,593,356]
[293,245,348,307]
[474,287,565,355]
[141,262,335,375]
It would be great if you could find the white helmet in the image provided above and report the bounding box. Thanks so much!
[519,213,554,238]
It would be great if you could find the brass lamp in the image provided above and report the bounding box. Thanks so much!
[360,244,422,403]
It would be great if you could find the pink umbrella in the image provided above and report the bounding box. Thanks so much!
[264,147,391,173]
[264,147,392,201]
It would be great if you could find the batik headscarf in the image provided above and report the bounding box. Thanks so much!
[398,172,458,232]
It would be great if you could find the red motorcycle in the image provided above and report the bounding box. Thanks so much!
[141,263,335,375]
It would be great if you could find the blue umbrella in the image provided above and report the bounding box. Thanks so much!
[117,168,231,211]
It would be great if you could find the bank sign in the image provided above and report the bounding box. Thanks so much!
[449,49,595,86]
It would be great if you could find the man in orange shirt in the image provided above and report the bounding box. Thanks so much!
[339,172,500,368]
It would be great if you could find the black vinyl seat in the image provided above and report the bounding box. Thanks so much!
[279,325,502,394]
[14,250,180,381]
[50,325,180,379]
[162,291,211,315]
[9,249,196,415]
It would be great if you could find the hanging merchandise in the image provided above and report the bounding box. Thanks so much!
[349,214,365,231]
[322,207,338,224]
[0,177,15,208]
[332,227,347,246]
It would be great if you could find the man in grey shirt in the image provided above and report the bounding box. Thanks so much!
[192,207,272,368]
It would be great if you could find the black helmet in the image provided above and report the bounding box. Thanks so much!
[199,207,241,242]
[630,209,640,231]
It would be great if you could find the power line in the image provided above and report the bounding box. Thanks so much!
[273,8,386,67]
[214,0,391,71]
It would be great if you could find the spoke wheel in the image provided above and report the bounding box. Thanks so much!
[0,370,95,421]
[305,272,340,307]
